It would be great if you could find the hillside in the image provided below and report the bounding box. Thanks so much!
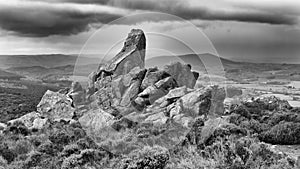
[0,69,23,80]
[0,54,101,69]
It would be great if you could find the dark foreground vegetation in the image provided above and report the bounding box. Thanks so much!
[0,97,299,169]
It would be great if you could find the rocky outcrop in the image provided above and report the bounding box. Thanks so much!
[24,29,226,153]
[37,90,75,120]
[73,30,227,151]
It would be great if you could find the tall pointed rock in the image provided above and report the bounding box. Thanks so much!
[98,29,146,78]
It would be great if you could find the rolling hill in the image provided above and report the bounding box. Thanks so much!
[0,69,23,80]
[146,53,238,71]
[0,54,101,69]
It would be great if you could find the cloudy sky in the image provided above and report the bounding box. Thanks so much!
[0,0,300,63]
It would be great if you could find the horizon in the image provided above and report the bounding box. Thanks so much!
[0,52,299,65]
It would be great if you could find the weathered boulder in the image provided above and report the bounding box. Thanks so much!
[169,100,194,127]
[151,86,190,108]
[7,111,48,130]
[179,87,212,116]
[164,62,197,89]
[134,77,177,110]
[97,29,146,78]
[78,108,115,137]
[137,86,216,128]
[165,86,189,100]
[144,112,169,126]
[37,90,75,120]
[141,68,170,90]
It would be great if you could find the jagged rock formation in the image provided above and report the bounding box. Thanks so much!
[100,29,146,77]
[75,29,227,152]
[87,29,146,94]
[84,29,201,119]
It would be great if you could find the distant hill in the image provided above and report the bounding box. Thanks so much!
[0,54,102,69]
[7,63,100,80]
[146,53,238,71]
[4,53,300,84]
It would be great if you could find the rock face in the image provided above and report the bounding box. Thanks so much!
[96,29,146,79]
[78,108,116,139]
[37,90,75,120]
[67,81,86,106]
[164,62,197,89]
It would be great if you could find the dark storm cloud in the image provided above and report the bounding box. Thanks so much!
[0,1,129,37]
[0,0,299,37]
[107,0,298,25]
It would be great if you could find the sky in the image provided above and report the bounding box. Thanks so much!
[0,0,300,63]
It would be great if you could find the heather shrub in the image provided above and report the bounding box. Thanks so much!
[0,143,16,163]
[37,141,60,156]
[61,149,108,169]
[118,146,169,169]
[49,131,71,145]
[6,121,30,136]
[60,144,80,158]
[167,146,216,169]
[260,122,300,144]
[11,139,32,155]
